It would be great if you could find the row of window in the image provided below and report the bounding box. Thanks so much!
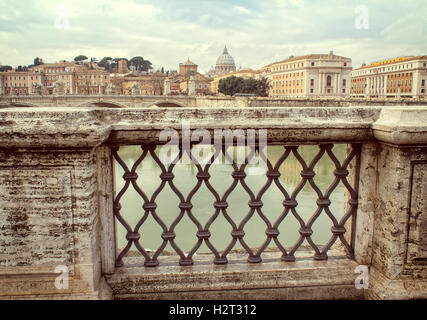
[272,61,348,72]
[352,63,419,76]
[272,79,303,87]
[273,72,304,79]
[272,88,303,94]
[4,76,40,81]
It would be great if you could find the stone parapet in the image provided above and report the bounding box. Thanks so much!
[0,105,426,299]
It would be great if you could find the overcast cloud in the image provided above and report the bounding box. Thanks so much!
[0,0,426,72]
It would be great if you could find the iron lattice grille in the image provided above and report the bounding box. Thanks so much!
[112,142,361,267]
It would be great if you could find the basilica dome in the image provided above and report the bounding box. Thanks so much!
[215,46,236,75]
[216,46,235,66]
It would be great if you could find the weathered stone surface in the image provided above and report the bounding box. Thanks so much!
[372,106,427,145]
[0,167,74,266]
[0,103,426,300]
[406,161,427,267]
[107,251,364,300]
[1,95,426,109]
[0,150,111,299]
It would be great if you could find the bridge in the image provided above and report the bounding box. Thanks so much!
[0,100,426,300]
[1,94,427,109]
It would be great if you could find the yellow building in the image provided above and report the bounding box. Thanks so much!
[351,55,427,98]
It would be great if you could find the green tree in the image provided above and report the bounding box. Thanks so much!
[74,55,88,62]
[218,76,270,96]
[98,57,112,69]
[0,65,12,72]
[129,56,152,71]
[33,57,44,66]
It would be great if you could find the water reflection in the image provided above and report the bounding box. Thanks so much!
[114,144,346,255]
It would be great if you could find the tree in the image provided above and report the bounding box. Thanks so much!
[0,65,12,72]
[128,56,152,72]
[16,65,28,72]
[98,57,112,69]
[218,76,270,96]
[74,55,88,62]
[33,57,44,66]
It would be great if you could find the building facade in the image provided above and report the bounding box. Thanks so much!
[351,55,427,98]
[1,61,110,96]
[110,72,166,95]
[265,51,352,97]
[169,59,212,95]
[0,70,44,95]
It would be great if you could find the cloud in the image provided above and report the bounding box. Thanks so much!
[0,0,426,73]
[233,5,251,15]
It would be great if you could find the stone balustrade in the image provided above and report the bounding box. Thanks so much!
[0,104,426,299]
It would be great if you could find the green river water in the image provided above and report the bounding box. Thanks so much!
[114,144,347,255]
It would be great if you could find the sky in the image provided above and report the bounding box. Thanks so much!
[0,0,426,73]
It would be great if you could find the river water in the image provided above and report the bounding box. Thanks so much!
[114,144,347,255]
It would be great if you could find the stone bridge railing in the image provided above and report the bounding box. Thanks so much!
[0,105,426,299]
[1,95,426,109]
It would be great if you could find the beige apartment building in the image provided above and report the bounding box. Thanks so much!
[351,55,427,98]
[0,61,110,95]
[265,51,352,97]
[0,70,43,95]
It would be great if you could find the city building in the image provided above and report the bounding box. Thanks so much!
[351,55,427,98]
[168,58,212,95]
[110,72,166,95]
[33,61,78,95]
[210,68,261,94]
[0,61,111,95]
[117,59,129,74]
[0,70,43,95]
[264,51,352,97]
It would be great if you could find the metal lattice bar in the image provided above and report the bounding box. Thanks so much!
[112,141,361,267]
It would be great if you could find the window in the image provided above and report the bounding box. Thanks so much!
[310,88,314,93]
[310,79,314,86]
[422,80,425,87]
[344,63,347,67]
[311,62,314,66]
[342,89,345,93]
[343,79,346,87]
[327,75,331,86]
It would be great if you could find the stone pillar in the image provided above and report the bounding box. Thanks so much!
[164,78,171,96]
[0,111,113,299]
[366,106,427,299]
[334,73,338,94]
[188,76,196,96]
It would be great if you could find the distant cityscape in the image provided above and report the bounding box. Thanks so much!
[0,46,426,98]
